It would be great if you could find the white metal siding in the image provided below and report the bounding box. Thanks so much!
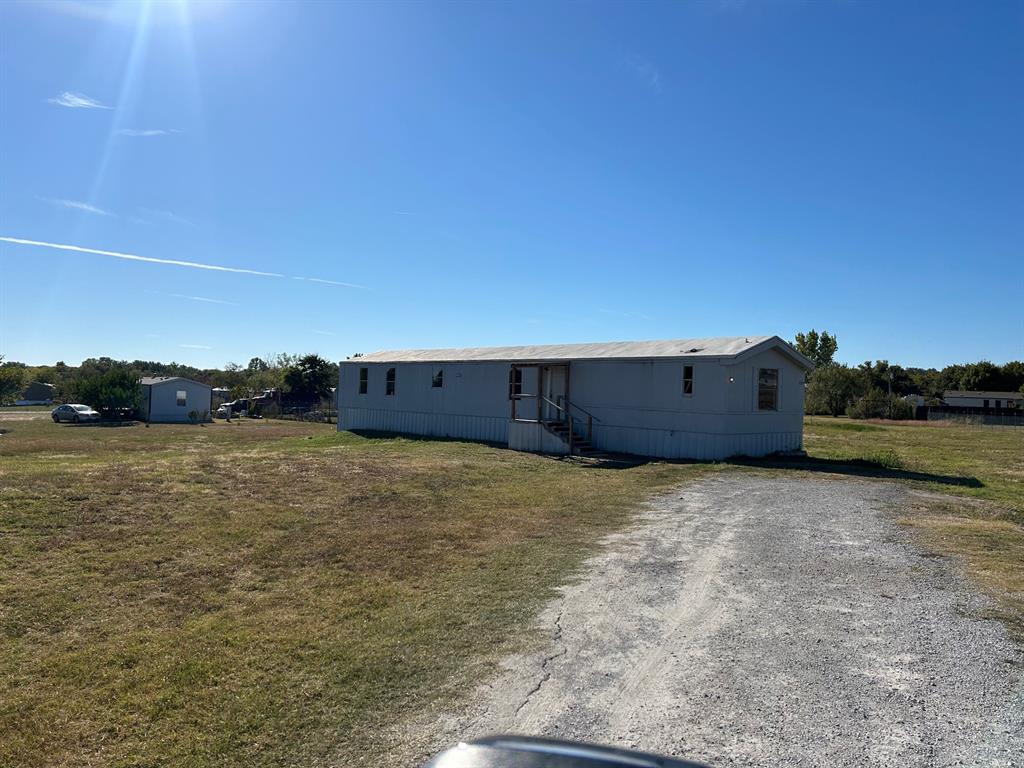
[507,420,570,455]
[340,407,508,443]
[143,380,212,423]
[339,350,807,460]
[944,395,1023,407]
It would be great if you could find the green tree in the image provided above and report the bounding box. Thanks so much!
[1001,361,1024,391]
[72,367,141,418]
[282,354,335,404]
[793,329,838,368]
[846,389,913,420]
[0,357,26,405]
[804,364,864,416]
[958,361,1001,392]
[905,367,944,400]
[857,360,913,396]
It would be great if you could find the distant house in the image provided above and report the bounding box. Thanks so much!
[339,335,814,460]
[16,381,55,406]
[942,390,1023,409]
[139,377,212,422]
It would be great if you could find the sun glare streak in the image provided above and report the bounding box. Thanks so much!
[171,0,229,268]
[85,1,154,208]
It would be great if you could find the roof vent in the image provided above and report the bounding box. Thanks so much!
[684,347,703,354]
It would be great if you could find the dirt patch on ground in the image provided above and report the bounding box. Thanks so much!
[399,474,1024,768]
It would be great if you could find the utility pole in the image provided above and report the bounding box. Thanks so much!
[888,371,893,420]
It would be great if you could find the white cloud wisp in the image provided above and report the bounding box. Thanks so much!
[48,91,111,109]
[117,128,181,137]
[44,198,112,216]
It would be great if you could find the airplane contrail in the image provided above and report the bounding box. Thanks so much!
[0,236,365,288]
[0,236,283,277]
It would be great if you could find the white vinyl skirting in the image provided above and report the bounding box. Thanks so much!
[340,407,801,460]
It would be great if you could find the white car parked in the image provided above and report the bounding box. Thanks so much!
[51,404,101,423]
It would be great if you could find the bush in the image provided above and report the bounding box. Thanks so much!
[857,449,906,470]
[187,409,210,425]
[72,367,141,419]
[846,389,914,420]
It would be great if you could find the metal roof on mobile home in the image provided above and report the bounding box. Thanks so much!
[944,390,1024,400]
[140,376,210,387]
[356,336,814,367]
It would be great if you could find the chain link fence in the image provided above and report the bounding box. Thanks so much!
[257,401,338,424]
[927,406,1024,427]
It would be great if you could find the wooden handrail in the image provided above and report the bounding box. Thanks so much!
[557,395,601,423]
[539,395,600,447]
[539,395,565,415]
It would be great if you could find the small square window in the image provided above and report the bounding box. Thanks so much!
[508,367,523,398]
[432,368,444,388]
[358,367,368,395]
[757,368,778,411]
[682,365,694,396]
[176,390,187,407]
[385,367,396,396]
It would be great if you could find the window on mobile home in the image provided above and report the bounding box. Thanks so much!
[508,367,523,398]
[758,368,778,411]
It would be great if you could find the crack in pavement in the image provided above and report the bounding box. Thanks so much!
[514,603,567,720]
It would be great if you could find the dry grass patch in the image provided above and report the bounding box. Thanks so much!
[0,419,711,767]
[899,495,1024,639]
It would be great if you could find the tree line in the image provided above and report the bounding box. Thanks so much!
[0,353,339,413]
[793,330,1024,419]
[4,338,1022,421]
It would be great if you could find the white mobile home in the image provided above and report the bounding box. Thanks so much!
[942,390,1023,409]
[338,336,814,460]
[139,377,212,423]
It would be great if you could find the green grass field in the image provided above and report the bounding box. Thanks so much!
[804,415,1023,515]
[1,415,1020,766]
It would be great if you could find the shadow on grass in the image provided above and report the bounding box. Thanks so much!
[59,420,140,428]
[727,454,984,489]
[347,429,507,449]
[343,429,984,487]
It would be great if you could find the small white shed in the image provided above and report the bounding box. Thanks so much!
[139,377,212,423]
[338,336,814,460]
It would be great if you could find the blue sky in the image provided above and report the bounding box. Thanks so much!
[1,0,1021,369]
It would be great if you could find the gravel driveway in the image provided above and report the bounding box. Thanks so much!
[404,473,1023,767]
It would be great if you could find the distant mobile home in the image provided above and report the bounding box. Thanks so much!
[16,381,56,406]
[942,390,1023,409]
[139,377,212,423]
[338,336,814,460]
